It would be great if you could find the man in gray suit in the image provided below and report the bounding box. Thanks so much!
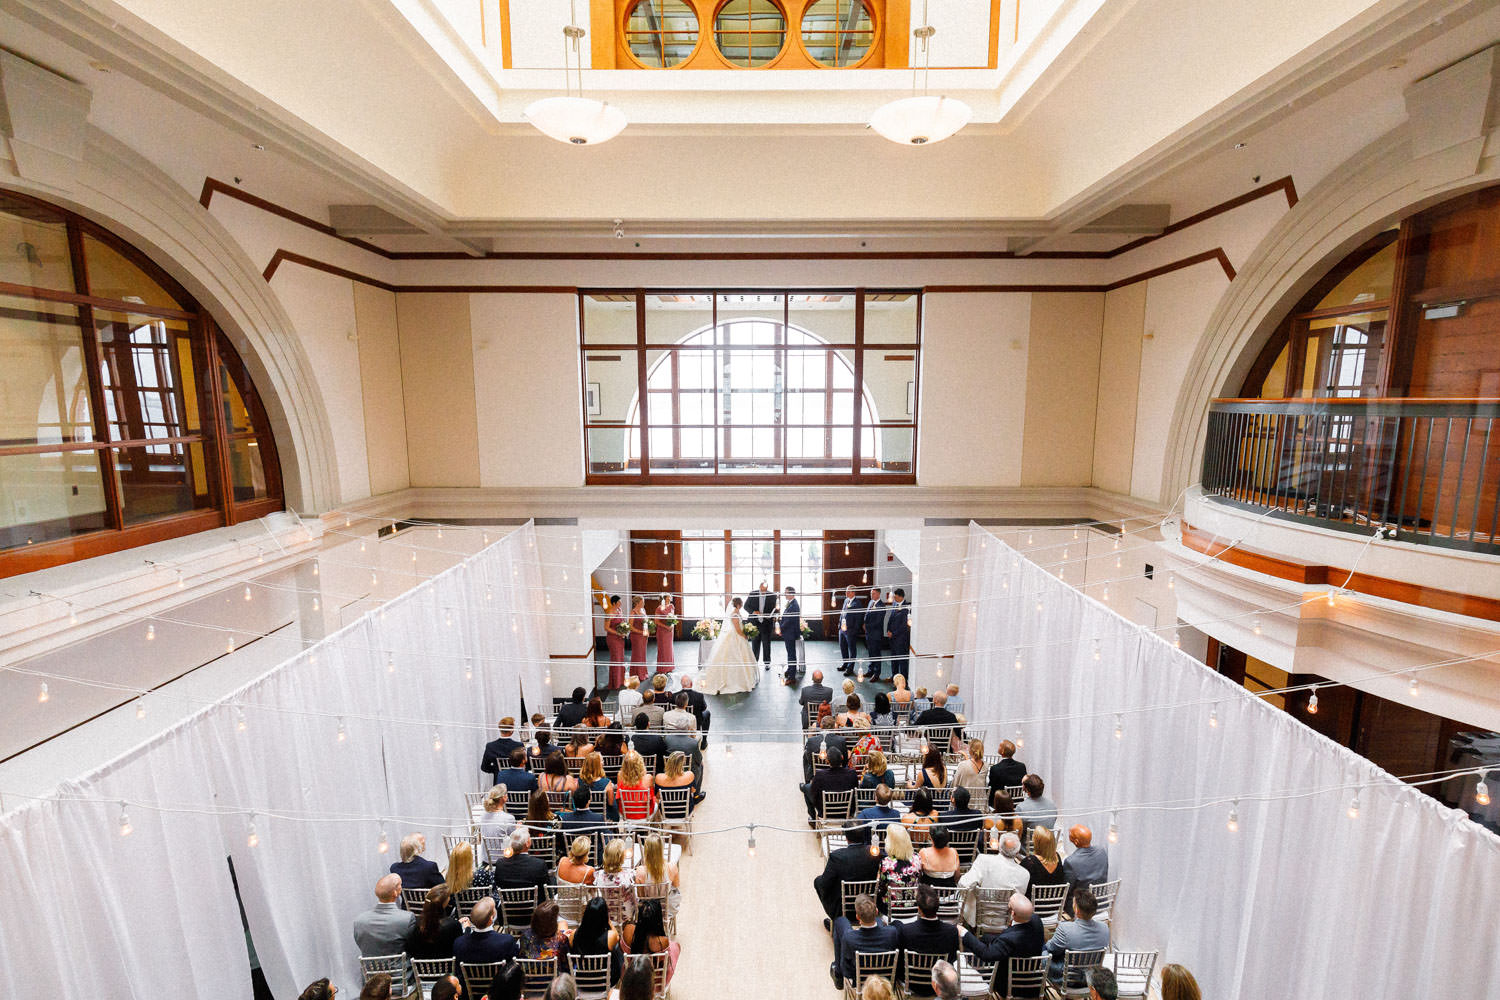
[1045,889,1109,984]
[353,873,415,956]
[1061,824,1109,914]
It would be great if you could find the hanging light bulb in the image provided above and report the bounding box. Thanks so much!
[345,516,352,528]
[370,570,378,587]
[662,542,669,555]
[511,617,520,633]
[844,541,851,556]
[37,681,49,704]
[545,668,553,686]
[1014,656,1023,671]
[1062,547,1069,561]
[432,729,443,752]
[386,655,395,674]
[118,801,132,837]
[1115,555,1122,569]
[1092,640,1101,662]
[337,718,347,742]
[1167,573,1175,591]
[1307,691,1319,715]
[487,585,495,603]
[819,735,828,761]
[176,568,186,589]
[444,608,454,627]
[1347,792,1360,819]
[662,573,668,587]
[1209,705,1219,728]
[1252,617,1262,635]
[1101,585,1110,603]
[226,635,235,653]
[65,602,78,626]
[464,658,474,681]
[545,591,552,606]
[861,570,869,584]
[1227,800,1239,833]
[135,698,146,720]
[378,827,389,854]
[485,532,493,546]
[746,827,757,858]
[1408,675,1420,698]
[1326,589,1337,607]
[936,540,942,553]
[725,742,734,757]
[146,623,155,641]
[312,597,321,612]
[1172,630,1182,649]
[411,550,418,564]
[256,549,265,565]
[563,569,569,582]
[575,619,586,635]
[869,839,880,857]
[1113,714,1124,740]
[236,707,247,732]
[935,662,944,678]
[944,584,951,598]
[243,585,253,602]
[246,813,259,848]
[1001,576,1009,590]
[436,527,443,541]
[1013,728,1024,750]
[1035,599,1044,614]
[1026,532,1034,545]
[1113,536,1121,551]
[1476,773,1491,807]
[1107,812,1119,844]
[613,570,619,585]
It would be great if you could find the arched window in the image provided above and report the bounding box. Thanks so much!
[0,188,282,575]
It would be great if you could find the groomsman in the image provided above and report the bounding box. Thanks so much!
[884,588,911,682]
[779,586,802,684]
[745,581,776,670]
[837,585,865,676]
[863,586,886,680]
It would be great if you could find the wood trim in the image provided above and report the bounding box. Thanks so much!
[926,247,1237,294]
[202,174,1295,263]
[988,0,1001,68]
[0,509,228,578]
[1180,522,1500,622]
[263,251,576,294]
[0,280,198,321]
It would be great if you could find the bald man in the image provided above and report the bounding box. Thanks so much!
[353,873,415,957]
[452,896,519,965]
[961,892,1045,996]
[1062,824,1110,913]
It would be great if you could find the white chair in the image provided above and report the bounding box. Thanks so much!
[935,887,964,923]
[505,789,532,814]
[1049,948,1106,998]
[657,786,695,854]
[480,833,508,865]
[840,878,880,921]
[442,833,478,857]
[950,827,982,869]
[517,956,558,997]
[972,887,1013,935]
[886,884,918,922]
[459,962,504,999]
[451,886,490,920]
[410,957,454,998]
[360,954,417,1000]
[570,952,614,1000]
[635,879,677,932]
[1003,955,1049,1000]
[1005,785,1026,802]
[1030,882,1069,934]
[845,949,899,1000]
[646,950,672,1000]
[584,881,637,925]
[556,882,587,924]
[819,789,855,824]
[902,950,949,998]
[399,886,430,913]
[495,885,538,931]
[463,790,485,812]
[1106,950,1157,1000]
[1090,878,1121,927]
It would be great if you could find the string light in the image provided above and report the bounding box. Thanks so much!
[432,730,443,752]
[386,655,395,674]
[746,826,756,858]
[844,542,851,556]
[662,573,668,587]
[1227,800,1239,833]
[1347,792,1360,819]
[1092,640,1101,661]
[1172,630,1181,649]
[256,549,265,564]
[575,620,586,635]
[146,623,155,641]
[337,718,347,742]
[359,540,367,553]
[1014,728,1024,750]
[1062,548,1069,561]
[1209,705,1219,728]
[370,571,378,587]
[1252,617,1262,635]
[118,801,132,837]
[177,568,186,589]
[1113,713,1124,740]
[236,707,247,732]
[1035,599,1044,614]
[436,528,443,541]
[243,584,252,602]
[1101,585,1109,602]
[1327,589,1337,607]
[1107,812,1119,844]
[378,827,389,853]
[936,540,942,553]
[67,602,77,625]
[861,570,869,584]
[225,635,235,653]
[444,608,454,627]
[544,591,551,606]
[1026,532,1033,545]
[663,542,669,554]
[37,681,49,704]
[1408,675,1420,698]
[136,698,146,720]
[484,532,492,546]
[1167,573,1174,591]
[1307,691,1319,714]
[411,550,418,564]
[1014,656,1023,671]
[725,742,733,757]
[1073,528,1080,541]
[464,659,474,681]
[246,813,259,848]
[1476,773,1491,807]
[1115,555,1122,569]
[312,597,320,612]
[544,668,552,686]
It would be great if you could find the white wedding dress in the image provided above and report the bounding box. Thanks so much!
[697,607,760,695]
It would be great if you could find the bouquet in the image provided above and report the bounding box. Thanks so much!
[613,620,632,638]
[691,619,718,640]
[742,622,759,640]
[659,615,679,630]
[644,619,657,635]
[800,622,813,638]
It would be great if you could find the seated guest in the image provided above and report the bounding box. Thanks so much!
[917,825,960,886]
[1021,826,1067,899]
[485,964,526,1000]
[482,716,526,785]
[663,693,698,736]
[1014,774,1058,834]
[639,690,667,730]
[804,717,847,783]
[889,673,913,706]
[555,687,589,730]
[633,834,680,893]
[579,751,618,821]
[831,677,856,716]
[430,976,460,1000]
[564,731,593,762]
[569,896,623,986]
[526,788,565,856]
[911,688,931,715]
[592,838,635,891]
[655,749,702,807]
[662,718,705,797]
[679,675,711,736]
[629,715,668,773]
[557,836,597,885]
[582,696,610,729]
[617,676,644,716]
[390,833,444,890]
[952,739,987,793]
[1045,889,1108,983]
[910,747,947,791]
[1061,825,1110,906]
[957,832,1029,924]
[617,955,654,1000]
[942,786,984,833]
[492,826,552,898]
[615,750,658,821]
[593,726,626,760]
[944,684,965,716]
[814,821,881,922]
[408,885,462,959]
[862,977,895,1000]
[830,893,901,990]
[621,898,678,983]
[902,788,942,835]
[496,748,539,796]
[869,692,897,731]
[856,782,903,831]
[478,785,517,855]
[360,973,392,1000]
[840,693,875,733]
[800,670,834,712]
[560,786,609,855]
[896,885,960,996]
[914,691,959,728]
[877,823,920,906]
[984,791,1024,838]
[987,741,1027,799]
[445,840,492,897]
[1087,968,1118,1000]
[519,898,571,963]
[298,979,336,1000]
[453,896,519,965]
[931,960,962,1000]
[803,745,859,821]
[860,750,898,791]
[353,873,415,956]
[540,751,578,796]
[961,892,1045,997]
[543,973,578,1000]
[1160,964,1203,1000]
[531,726,556,763]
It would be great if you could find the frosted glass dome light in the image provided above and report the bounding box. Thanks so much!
[524,96,627,146]
[869,95,971,146]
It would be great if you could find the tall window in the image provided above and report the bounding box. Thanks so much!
[0,189,282,575]
[680,529,825,620]
[581,290,919,484]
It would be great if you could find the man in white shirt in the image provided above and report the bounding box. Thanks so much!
[956,832,1030,925]
[618,676,643,716]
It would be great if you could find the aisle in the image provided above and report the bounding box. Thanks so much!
[667,741,835,1000]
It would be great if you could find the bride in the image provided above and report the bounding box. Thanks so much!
[697,597,760,695]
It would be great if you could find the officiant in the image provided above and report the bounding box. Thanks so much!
[744,581,776,670]
[778,586,801,685]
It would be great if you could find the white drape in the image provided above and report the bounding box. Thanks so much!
[953,522,1500,997]
[0,523,548,998]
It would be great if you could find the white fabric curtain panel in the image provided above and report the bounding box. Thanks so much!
[953,522,1500,997]
[0,523,549,998]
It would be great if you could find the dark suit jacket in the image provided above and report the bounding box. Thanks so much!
[452,928,518,965]
[481,736,526,781]
[630,732,669,770]
[389,856,444,890]
[897,917,960,996]
[941,806,985,832]
[745,590,776,624]
[962,916,1045,996]
[987,758,1029,796]
[555,703,587,730]
[814,844,882,919]
[779,598,800,637]
[884,603,911,652]
[803,732,848,782]
[839,920,902,981]
[839,596,867,635]
[808,766,859,816]
[864,601,886,645]
[682,688,708,722]
[914,707,959,728]
[494,767,538,794]
[490,853,552,897]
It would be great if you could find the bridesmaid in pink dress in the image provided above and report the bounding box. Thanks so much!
[629,595,650,681]
[605,595,626,690]
[654,593,676,674]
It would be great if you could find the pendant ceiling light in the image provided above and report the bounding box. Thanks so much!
[524,1,626,146]
[870,1,970,146]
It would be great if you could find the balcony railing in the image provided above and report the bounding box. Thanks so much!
[1202,398,1500,555]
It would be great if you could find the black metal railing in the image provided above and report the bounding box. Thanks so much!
[1202,398,1500,554]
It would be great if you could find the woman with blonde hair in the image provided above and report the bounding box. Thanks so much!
[860,749,898,790]
[478,784,517,858]
[1160,964,1202,1000]
[615,750,657,821]
[443,840,491,898]
[1021,825,1067,897]
[557,836,596,885]
[593,839,635,888]
[579,751,618,821]
[633,834,681,891]
[889,673,913,706]
[952,738,987,792]
[860,976,895,1000]
[877,823,919,905]
[654,751,696,792]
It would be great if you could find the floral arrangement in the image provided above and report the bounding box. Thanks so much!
[658,615,679,630]
[691,619,719,640]
[742,622,760,640]
[644,619,657,635]
[613,620,632,638]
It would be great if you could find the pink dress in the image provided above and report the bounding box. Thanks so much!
[630,609,649,680]
[606,612,626,689]
[654,602,676,671]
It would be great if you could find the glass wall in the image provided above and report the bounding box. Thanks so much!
[581,289,919,483]
[0,189,282,573]
[679,529,825,620]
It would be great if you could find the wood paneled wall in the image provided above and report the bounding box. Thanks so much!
[629,529,682,636]
[821,530,876,635]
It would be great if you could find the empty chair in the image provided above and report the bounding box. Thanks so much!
[451,886,491,920]
[1003,954,1049,1000]
[950,828,982,868]
[657,786,695,854]
[956,949,996,998]
[496,885,538,932]
[935,888,963,923]
[516,956,558,997]
[841,878,880,920]
[646,950,672,1000]
[971,887,1013,935]
[545,789,572,811]
[569,952,614,1000]
[1090,879,1121,926]
[845,949,899,1000]
[903,951,950,998]
[481,834,508,866]
[1106,950,1157,1000]
[463,790,485,812]
[1029,882,1069,933]
[411,957,455,997]
[442,833,478,857]
[1051,948,1107,998]
[459,962,504,999]
[887,884,919,922]
[360,954,416,999]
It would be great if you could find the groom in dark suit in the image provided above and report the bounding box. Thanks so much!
[884,588,911,682]
[745,581,776,670]
[779,586,801,684]
[863,587,886,680]
[837,585,865,676]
